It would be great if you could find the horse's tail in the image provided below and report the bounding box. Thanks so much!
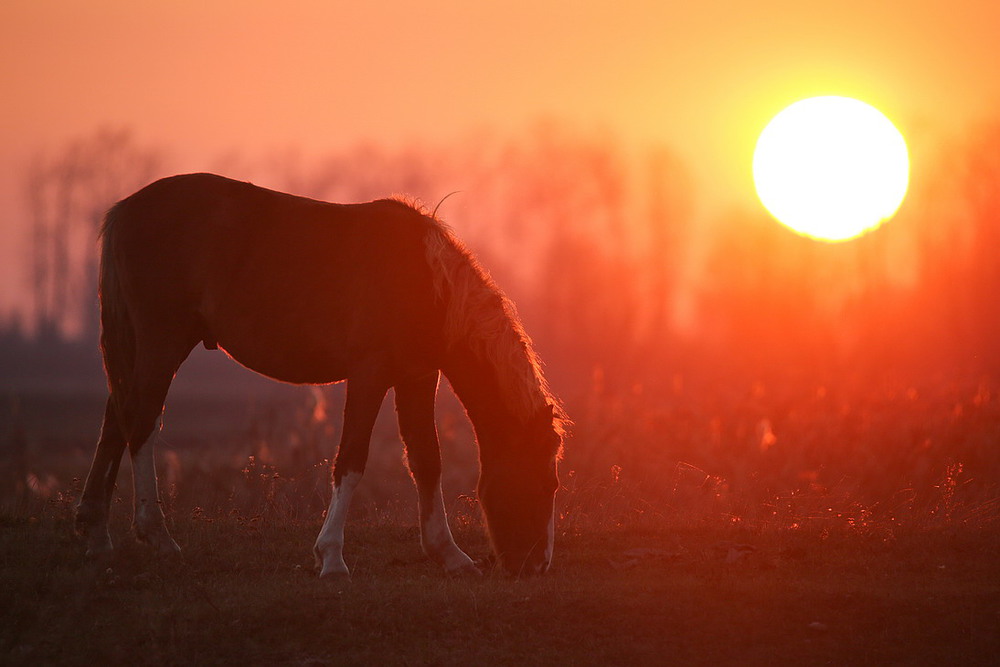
[98,202,135,424]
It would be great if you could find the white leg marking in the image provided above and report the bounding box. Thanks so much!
[130,430,180,554]
[314,471,361,578]
[420,487,478,575]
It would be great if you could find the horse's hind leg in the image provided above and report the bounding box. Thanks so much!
[77,398,127,556]
[122,341,193,555]
[395,371,478,576]
[314,377,388,579]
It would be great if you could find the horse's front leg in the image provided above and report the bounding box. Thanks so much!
[396,371,479,576]
[314,378,388,579]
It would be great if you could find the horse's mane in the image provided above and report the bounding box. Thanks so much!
[421,213,568,438]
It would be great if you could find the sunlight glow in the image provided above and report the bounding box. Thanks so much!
[753,96,910,242]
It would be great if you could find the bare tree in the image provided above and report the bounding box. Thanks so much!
[24,128,162,339]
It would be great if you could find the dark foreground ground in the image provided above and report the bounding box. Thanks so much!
[1,511,997,666]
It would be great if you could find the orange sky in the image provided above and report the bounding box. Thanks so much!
[2,0,1000,318]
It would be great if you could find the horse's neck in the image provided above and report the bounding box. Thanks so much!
[442,346,519,448]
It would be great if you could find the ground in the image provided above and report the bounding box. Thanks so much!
[1,511,997,666]
[2,370,999,665]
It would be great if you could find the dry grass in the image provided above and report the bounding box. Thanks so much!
[1,505,998,666]
[2,374,1000,665]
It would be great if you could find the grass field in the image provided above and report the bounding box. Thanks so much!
[3,371,1000,665]
[1,502,998,666]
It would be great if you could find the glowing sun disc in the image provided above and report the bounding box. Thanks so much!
[753,96,910,242]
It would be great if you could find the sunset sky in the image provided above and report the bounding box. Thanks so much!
[2,0,999,319]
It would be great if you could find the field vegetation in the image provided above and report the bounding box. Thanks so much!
[1,369,998,665]
[2,486,998,665]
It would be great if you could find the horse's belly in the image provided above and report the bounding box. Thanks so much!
[217,340,350,385]
[198,249,443,386]
[209,319,354,385]
[211,315,439,386]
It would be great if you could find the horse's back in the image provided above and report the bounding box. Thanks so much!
[103,174,448,384]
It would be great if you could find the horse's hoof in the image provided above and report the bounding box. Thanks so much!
[314,544,350,580]
[82,528,114,558]
[447,561,484,578]
[136,530,182,557]
[75,503,104,537]
[74,520,90,539]
[318,568,352,585]
[84,541,114,559]
[156,539,182,557]
[317,556,351,581]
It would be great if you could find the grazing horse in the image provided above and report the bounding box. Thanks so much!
[75,173,566,577]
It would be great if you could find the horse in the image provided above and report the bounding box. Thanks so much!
[74,173,567,577]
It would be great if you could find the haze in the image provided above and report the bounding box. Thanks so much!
[2,0,999,318]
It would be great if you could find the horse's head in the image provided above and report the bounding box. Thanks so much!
[478,404,562,576]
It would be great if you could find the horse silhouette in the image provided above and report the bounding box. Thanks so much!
[75,173,566,577]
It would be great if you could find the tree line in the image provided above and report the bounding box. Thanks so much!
[12,121,1000,391]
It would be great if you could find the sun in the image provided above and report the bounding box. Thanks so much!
[752,96,909,242]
